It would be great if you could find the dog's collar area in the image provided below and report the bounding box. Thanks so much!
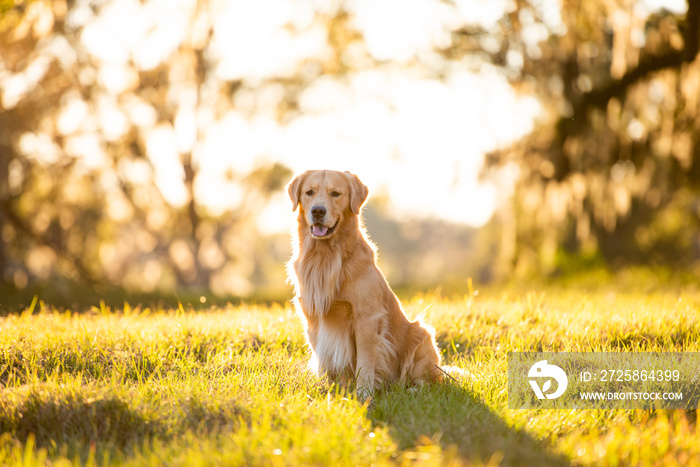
[310,219,339,238]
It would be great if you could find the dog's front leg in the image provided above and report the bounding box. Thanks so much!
[354,314,383,399]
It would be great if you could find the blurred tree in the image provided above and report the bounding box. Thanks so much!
[0,0,293,300]
[476,0,700,274]
[2,0,697,303]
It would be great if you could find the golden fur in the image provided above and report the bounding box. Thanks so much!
[286,170,442,395]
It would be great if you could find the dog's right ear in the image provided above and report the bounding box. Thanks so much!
[287,172,306,211]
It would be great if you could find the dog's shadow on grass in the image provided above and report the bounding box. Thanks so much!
[369,381,571,466]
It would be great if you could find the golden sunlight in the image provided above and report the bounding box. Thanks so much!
[68,0,543,231]
[3,0,691,296]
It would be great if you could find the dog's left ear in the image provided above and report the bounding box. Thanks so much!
[287,172,307,211]
[344,171,369,215]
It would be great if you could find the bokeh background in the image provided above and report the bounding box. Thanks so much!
[0,0,698,307]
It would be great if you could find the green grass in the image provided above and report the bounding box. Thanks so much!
[2,280,700,466]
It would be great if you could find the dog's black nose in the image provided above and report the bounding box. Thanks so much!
[311,205,326,220]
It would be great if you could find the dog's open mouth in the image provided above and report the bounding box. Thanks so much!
[311,220,338,238]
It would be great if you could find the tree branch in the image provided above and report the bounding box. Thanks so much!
[558,0,700,136]
[0,202,100,287]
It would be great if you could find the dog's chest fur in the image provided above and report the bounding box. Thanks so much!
[294,237,343,317]
[307,301,357,377]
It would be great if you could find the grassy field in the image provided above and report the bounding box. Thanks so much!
[2,274,700,466]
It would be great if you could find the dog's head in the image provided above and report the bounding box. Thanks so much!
[287,170,369,239]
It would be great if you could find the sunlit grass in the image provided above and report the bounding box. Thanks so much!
[1,282,700,465]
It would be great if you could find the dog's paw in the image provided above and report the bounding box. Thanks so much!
[356,386,374,402]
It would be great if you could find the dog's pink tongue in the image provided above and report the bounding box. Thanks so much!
[313,225,328,236]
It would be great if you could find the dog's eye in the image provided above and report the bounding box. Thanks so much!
[331,191,341,198]
[305,190,314,196]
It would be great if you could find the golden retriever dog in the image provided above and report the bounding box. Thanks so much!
[286,170,442,396]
